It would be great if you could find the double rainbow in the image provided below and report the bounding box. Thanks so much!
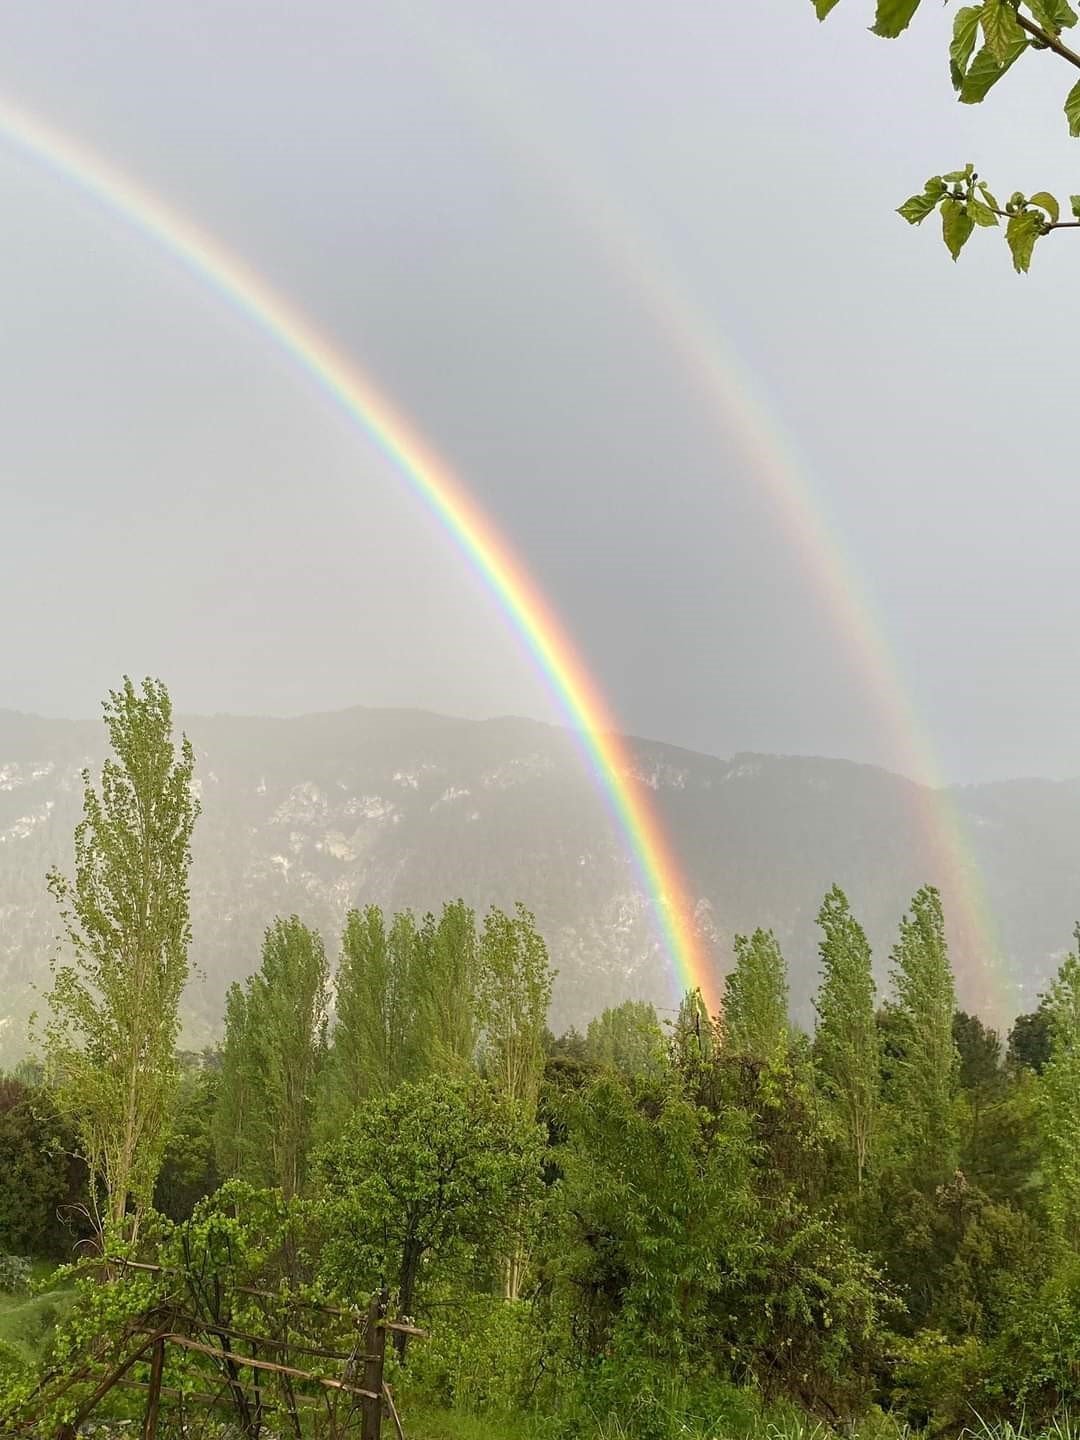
[0,93,715,1012]
[395,7,1007,1016]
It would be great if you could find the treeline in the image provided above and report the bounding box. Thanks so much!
[5,678,1080,1438]
[210,900,550,1200]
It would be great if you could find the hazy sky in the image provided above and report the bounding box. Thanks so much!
[2,1,1078,783]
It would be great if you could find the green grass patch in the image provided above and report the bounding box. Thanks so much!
[0,1264,75,1373]
[408,1403,541,1440]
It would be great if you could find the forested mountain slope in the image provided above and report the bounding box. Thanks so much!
[0,705,1071,1060]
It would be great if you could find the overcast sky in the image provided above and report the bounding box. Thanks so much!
[1,1,1077,783]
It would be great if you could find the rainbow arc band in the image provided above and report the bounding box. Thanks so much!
[0,94,714,1012]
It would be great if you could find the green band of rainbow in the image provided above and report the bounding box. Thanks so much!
[0,93,714,1011]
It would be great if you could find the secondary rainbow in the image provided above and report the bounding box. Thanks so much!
[0,93,715,1012]
[400,6,1008,1017]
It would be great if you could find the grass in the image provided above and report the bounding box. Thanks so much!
[409,1404,541,1440]
[0,1260,74,1372]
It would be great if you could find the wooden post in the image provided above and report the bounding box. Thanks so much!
[142,1337,165,1440]
[360,1290,388,1440]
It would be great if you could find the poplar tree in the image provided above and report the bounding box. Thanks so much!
[887,885,960,1186]
[813,886,880,1190]
[723,929,790,1064]
[477,903,553,1299]
[45,677,199,1242]
[478,904,553,1117]
[217,916,329,1198]
[414,901,481,1074]
[213,981,257,1181]
[1037,930,1080,1249]
[325,905,418,1116]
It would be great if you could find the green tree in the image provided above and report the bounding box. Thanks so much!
[1037,931,1080,1248]
[813,886,880,1191]
[1008,1006,1053,1073]
[216,917,329,1198]
[476,904,553,1299]
[478,904,553,1116]
[44,677,199,1241]
[0,1077,85,1257]
[671,987,718,1071]
[212,982,257,1182]
[814,0,1080,271]
[324,905,418,1117]
[414,901,482,1075]
[154,1056,219,1222]
[887,886,961,1186]
[954,1011,1004,1095]
[585,1000,668,1081]
[317,1075,541,1351]
[722,928,790,1064]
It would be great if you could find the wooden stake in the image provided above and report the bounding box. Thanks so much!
[142,1337,165,1440]
[360,1291,389,1440]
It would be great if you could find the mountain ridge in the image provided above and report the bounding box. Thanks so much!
[1,703,1076,1063]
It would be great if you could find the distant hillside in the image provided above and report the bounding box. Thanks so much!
[0,705,1074,1062]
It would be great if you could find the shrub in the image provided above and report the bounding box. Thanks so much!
[0,1255,31,1295]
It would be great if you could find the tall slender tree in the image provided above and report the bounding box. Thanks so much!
[217,916,329,1198]
[213,982,257,1181]
[723,929,790,1064]
[479,904,553,1117]
[1037,929,1080,1249]
[45,677,199,1242]
[325,905,418,1117]
[887,886,960,1186]
[477,903,553,1299]
[813,886,880,1191]
[414,901,481,1075]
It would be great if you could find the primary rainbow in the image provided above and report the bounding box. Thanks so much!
[0,92,716,1012]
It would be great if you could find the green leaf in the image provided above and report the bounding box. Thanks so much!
[1066,78,1080,135]
[871,0,922,38]
[950,7,983,87]
[813,0,842,15]
[1071,194,1080,218]
[981,0,1025,61]
[924,175,948,199]
[978,182,1001,208]
[960,39,1028,102]
[968,196,999,225]
[1006,209,1043,271]
[941,198,975,258]
[1031,190,1061,222]
[898,192,940,224]
[1030,0,1079,30]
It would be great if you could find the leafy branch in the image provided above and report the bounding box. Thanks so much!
[814,0,1080,270]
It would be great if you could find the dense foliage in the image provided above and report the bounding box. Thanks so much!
[7,680,1080,1438]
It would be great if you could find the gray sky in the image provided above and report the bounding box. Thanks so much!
[1,0,1077,783]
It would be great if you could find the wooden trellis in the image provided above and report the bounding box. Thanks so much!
[10,1267,424,1440]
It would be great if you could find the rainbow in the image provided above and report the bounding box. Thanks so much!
[0,92,716,1013]
[398,3,1008,1016]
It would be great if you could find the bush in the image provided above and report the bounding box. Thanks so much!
[399,1295,546,1415]
[0,1256,31,1295]
[889,1330,999,1434]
